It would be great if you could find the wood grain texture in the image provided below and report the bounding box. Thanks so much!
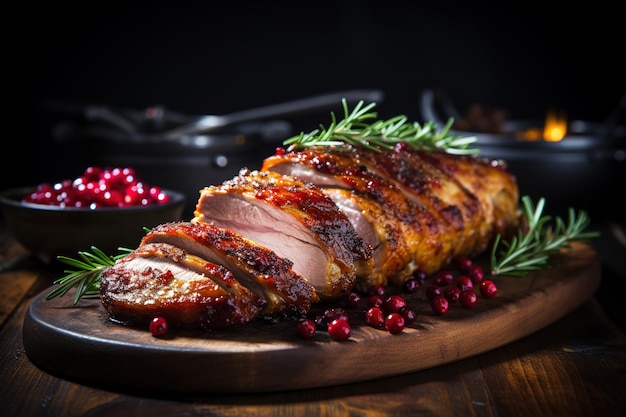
[22,242,601,394]
[0,271,37,326]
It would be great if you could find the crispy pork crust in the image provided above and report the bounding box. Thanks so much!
[193,169,374,300]
[100,242,267,330]
[261,145,520,288]
[141,221,319,316]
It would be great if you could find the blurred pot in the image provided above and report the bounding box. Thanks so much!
[420,89,626,218]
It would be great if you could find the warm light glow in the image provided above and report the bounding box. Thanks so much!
[543,108,567,142]
[516,128,542,141]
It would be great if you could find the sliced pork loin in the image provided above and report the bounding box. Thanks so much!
[261,145,520,288]
[322,187,416,289]
[192,168,374,301]
[352,144,519,251]
[100,242,267,330]
[262,149,439,288]
[141,221,318,318]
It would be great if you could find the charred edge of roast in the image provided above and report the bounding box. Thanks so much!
[193,169,374,300]
[141,221,318,316]
[261,146,520,285]
[99,242,266,330]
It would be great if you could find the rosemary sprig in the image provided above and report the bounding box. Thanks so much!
[283,99,479,155]
[45,246,131,304]
[490,196,599,276]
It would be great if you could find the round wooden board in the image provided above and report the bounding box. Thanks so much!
[23,242,601,393]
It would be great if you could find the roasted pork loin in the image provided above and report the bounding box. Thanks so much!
[100,143,520,331]
[262,145,520,288]
[192,168,374,301]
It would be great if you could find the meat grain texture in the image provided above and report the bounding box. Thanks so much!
[100,145,520,330]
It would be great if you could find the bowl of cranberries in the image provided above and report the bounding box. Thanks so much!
[0,166,186,263]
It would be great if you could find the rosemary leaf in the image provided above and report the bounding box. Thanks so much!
[490,196,599,277]
[46,246,131,304]
[284,99,478,154]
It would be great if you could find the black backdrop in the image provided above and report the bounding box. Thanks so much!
[4,0,625,192]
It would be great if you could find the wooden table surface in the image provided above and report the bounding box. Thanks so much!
[2,221,626,417]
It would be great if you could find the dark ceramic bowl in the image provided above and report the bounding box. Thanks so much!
[0,186,186,263]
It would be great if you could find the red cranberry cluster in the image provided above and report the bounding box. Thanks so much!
[295,283,419,340]
[297,307,353,341]
[425,257,498,315]
[22,166,171,209]
[362,285,416,334]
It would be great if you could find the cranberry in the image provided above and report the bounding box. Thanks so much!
[344,291,362,309]
[84,166,102,181]
[100,189,123,206]
[411,270,427,283]
[121,166,136,177]
[382,295,407,314]
[431,295,449,315]
[456,256,473,272]
[444,286,461,302]
[296,318,317,339]
[149,317,169,337]
[368,294,384,308]
[456,275,474,291]
[434,270,454,286]
[467,264,485,284]
[480,280,498,298]
[367,285,386,297]
[365,307,385,328]
[385,313,405,334]
[459,289,478,308]
[398,306,416,324]
[327,319,351,341]
[425,284,442,301]
[402,277,421,293]
[152,188,171,204]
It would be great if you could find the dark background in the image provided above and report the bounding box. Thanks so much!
[4,0,625,203]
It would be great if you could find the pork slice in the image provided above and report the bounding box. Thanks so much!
[99,242,266,330]
[192,169,373,301]
[141,221,318,316]
[266,160,347,188]
[322,188,414,289]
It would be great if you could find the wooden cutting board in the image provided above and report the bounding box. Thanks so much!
[23,242,600,394]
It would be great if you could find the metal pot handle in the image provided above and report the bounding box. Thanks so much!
[162,89,385,139]
[419,89,462,127]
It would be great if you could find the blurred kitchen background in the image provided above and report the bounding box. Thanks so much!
[5,0,625,218]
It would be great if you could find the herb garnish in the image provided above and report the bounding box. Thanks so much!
[283,99,479,155]
[490,196,599,276]
[45,246,130,304]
